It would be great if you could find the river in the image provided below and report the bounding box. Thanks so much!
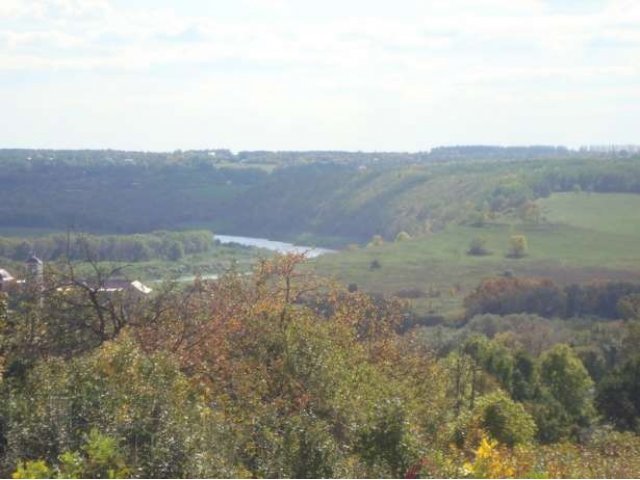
[215,234,335,258]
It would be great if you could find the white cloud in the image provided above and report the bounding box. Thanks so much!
[2,0,639,73]
[0,0,639,149]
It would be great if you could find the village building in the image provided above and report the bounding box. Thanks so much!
[95,279,153,297]
[25,254,43,284]
[1,256,152,298]
[0,268,15,291]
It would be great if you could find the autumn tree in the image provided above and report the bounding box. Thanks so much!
[508,234,528,258]
[395,231,411,242]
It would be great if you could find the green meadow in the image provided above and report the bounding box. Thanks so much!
[312,192,640,318]
[539,192,640,237]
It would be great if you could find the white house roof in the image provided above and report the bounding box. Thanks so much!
[56,279,153,295]
[130,280,153,294]
[0,269,15,282]
[26,255,43,265]
[98,279,153,295]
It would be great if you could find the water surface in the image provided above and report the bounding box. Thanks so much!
[215,234,335,258]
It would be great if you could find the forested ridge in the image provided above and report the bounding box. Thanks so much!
[2,149,640,242]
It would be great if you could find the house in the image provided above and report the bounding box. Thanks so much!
[2,256,152,298]
[98,279,153,296]
[0,268,15,291]
[55,279,153,300]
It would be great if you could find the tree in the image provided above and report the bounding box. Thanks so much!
[464,277,566,318]
[519,202,541,224]
[596,356,640,431]
[367,235,384,247]
[617,293,640,320]
[468,237,489,256]
[463,335,515,394]
[508,235,528,258]
[536,344,595,441]
[511,350,537,401]
[395,231,411,242]
[473,391,537,446]
[2,334,238,478]
[12,429,130,479]
[166,240,184,261]
[356,398,417,477]
[11,460,52,479]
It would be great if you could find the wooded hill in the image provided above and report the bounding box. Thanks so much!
[2,149,640,243]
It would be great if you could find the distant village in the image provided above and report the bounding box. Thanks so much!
[0,255,152,297]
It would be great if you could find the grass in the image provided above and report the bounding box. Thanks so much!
[311,193,640,318]
[539,192,640,237]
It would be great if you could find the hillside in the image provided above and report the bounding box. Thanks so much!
[312,192,640,317]
[3,150,640,244]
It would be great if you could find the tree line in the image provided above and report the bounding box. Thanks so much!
[464,276,640,320]
[0,230,214,263]
[3,150,640,243]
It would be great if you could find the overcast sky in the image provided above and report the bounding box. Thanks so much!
[0,0,638,151]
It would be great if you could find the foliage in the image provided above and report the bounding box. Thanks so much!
[464,277,640,321]
[1,334,240,477]
[12,429,129,479]
[467,237,489,256]
[464,277,566,318]
[11,460,52,479]
[508,235,528,258]
[519,202,541,224]
[597,355,640,431]
[535,344,595,441]
[463,436,516,478]
[368,235,385,247]
[616,293,640,320]
[395,231,411,242]
[356,398,418,477]
[0,230,213,263]
[473,392,536,446]
[566,282,640,319]
[1,252,640,477]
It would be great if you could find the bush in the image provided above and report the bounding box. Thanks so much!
[475,391,537,446]
[507,235,528,258]
[395,231,411,242]
[468,237,490,256]
[367,235,385,247]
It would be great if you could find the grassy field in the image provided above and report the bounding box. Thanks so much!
[311,192,640,318]
[539,192,640,236]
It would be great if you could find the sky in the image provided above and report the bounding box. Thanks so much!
[0,0,638,151]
